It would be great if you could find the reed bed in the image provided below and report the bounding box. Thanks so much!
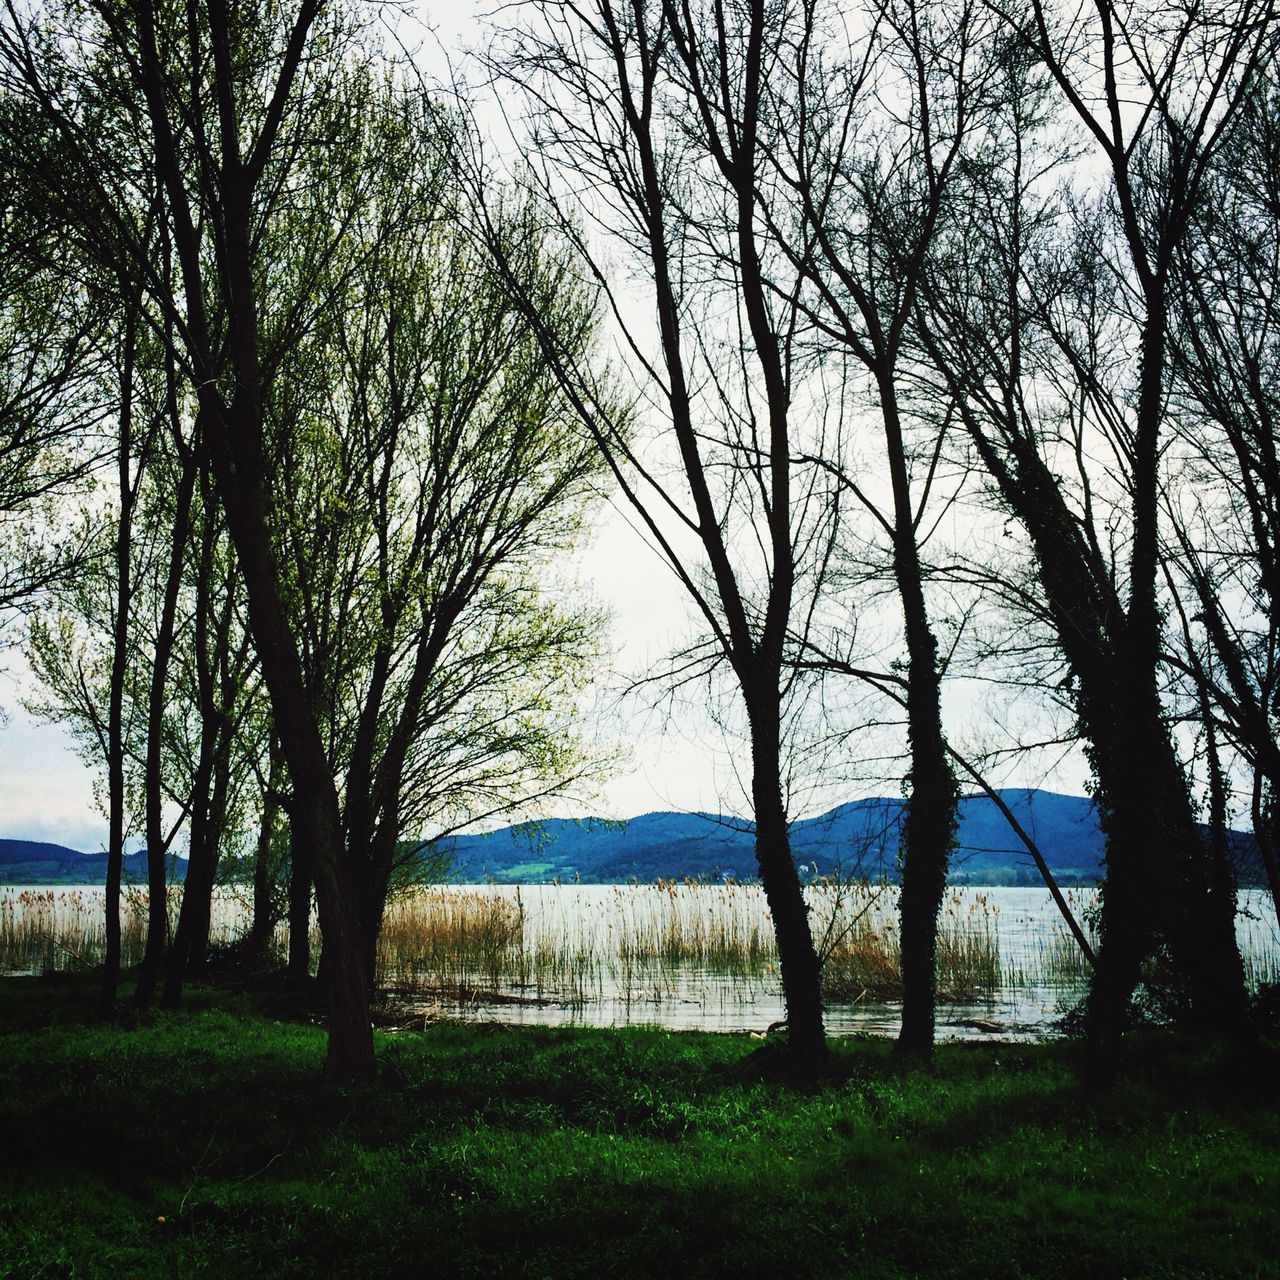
[376,881,1008,1005]
[378,888,524,992]
[1010,888,1097,987]
[6,884,1277,1023]
[613,881,775,974]
[0,888,150,973]
[0,886,261,976]
[814,886,1004,1001]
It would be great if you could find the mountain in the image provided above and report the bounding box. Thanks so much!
[4,790,1263,886]
[0,839,187,885]
[438,790,1266,886]
[437,789,1111,885]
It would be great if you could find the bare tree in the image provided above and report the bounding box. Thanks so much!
[1164,62,1280,922]
[484,0,846,1072]
[915,0,1273,1079]
[771,0,1013,1055]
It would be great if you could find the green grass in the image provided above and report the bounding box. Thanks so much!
[1,975,1277,1279]
[495,862,556,880]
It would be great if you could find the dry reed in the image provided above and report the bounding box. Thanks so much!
[6,884,1276,1020]
[0,888,150,973]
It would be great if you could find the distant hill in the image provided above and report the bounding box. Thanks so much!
[436,789,1111,886]
[3,790,1264,887]
[0,839,187,886]
[438,790,1267,887]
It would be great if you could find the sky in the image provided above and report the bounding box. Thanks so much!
[0,0,1093,852]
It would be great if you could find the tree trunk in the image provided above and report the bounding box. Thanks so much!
[246,738,282,960]
[748,699,825,1074]
[944,361,1248,1082]
[165,804,216,1002]
[190,724,233,971]
[287,818,313,979]
[356,845,393,993]
[160,482,219,1008]
[1158,779,1250,1041]
[1083,769,1156,1085]
[895,643,956,1057]
[187,587,241,972]
[1086,310,1250,1080]
[203,398,374,1080]
[878,377,957,1057]
[134,449,197,1010]
[1087,700,1250,1086]
[102,306,138,1016]
[161,716,216,1008]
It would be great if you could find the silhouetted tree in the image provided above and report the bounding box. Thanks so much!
[485,0,845,1072]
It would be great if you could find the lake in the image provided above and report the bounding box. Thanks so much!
[3,883,1277,1040]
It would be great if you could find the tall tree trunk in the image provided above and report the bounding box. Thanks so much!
[134,448,197,1010]
[356,834,394,993]
[940,368,1248,1082]
[190,723,233,971]
[201,187,374,1077]
[161,498,220,1008]
[1085,306,1169,1081]
[164,777,217,1004]
[287,817,313,979]
[102,306,138,1016]
[1084,753,1158,1084]
[748,696,825,1074]
[879,380,957,1058]
[122,0,372,1077]
[246,737,282,960]
[1157,751,1250,1041]
[895,637,956,1056]
[1086,311,1250,1081]
[161,719,216,1006]
[187,583,243,970]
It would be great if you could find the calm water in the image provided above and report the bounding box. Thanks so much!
[389,885,1278,1040]
[4,884,1277,1041]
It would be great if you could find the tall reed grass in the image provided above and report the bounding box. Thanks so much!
[6,884,1276,1021]
[813,885,1003,1001]
[0,886,260,975]
[378,888,524,995]
[0,888,150,973]
[375,881,1006,1004]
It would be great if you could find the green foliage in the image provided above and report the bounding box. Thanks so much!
[0,977,1277,1279]
[259,70,615,859]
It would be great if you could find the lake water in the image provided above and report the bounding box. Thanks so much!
[385,885,1279,1040]
[3,884,1277,1040]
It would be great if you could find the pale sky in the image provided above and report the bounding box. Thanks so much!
[0,489,1092,850]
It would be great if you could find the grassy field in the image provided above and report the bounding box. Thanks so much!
[1,975,1277,1279]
